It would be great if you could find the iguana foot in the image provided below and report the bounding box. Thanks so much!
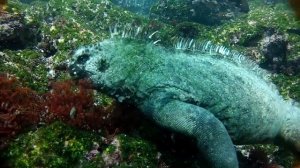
[140,92,238,168]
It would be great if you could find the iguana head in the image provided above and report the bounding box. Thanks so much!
[68,38,142,99]
[68,39,115,89]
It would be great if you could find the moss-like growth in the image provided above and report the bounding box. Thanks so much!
[1,122,163,168]
[1,0,299,167]
[118,134,158,167]
[272,74,300,101]
[205,2,300,51]
[150,0,249,26]
[0,49,48,93]
[1,121,105,168]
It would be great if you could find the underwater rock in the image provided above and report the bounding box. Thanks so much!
[260,29,288,73]
[258,28,300,75]
[0,13,40,50]
[0,51,9,62]
[1,121,106,167]
[150,0,249,25]
[37,35,57,57]
[102,138,122,167]
[85,142,100,161]
[1,121,162,168]
[285,58,300,75]
[69,37,300,168]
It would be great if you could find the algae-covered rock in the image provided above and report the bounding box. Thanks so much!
[1,121,104,168]
[0,49,48,93]
[150,0,249,25]
[0,12,40,50]
[1,0,300,167]
[272,74,300,102]
[1,121,161,168]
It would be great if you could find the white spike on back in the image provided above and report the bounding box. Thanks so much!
[107,26,269,82]
[173,38,270,81]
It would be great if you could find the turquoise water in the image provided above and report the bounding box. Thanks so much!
[0,0,299,167]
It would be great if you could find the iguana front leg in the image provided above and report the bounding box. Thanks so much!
[139,93,238,168]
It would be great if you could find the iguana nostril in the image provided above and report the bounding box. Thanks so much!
[76,54,90,64]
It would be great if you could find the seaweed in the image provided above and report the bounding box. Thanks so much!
[44,79,117,132]
[0,73,43,148]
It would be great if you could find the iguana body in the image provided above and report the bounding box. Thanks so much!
[69,38,300,167]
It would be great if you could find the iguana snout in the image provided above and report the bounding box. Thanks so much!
[69,47,92,79]
[69,42,110,81]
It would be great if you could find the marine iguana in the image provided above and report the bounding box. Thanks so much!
[68,37,300,167]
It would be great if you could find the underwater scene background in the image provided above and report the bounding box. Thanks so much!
[0,0,300,167]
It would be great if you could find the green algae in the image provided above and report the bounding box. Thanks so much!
[1,121,161,168]
[1,0,300,167]
[0,0,172,96]
[272,74,300,101]
[118,134,158,167]
[0,49,48,93]
[195,2,296,47]
[1,121,104,168]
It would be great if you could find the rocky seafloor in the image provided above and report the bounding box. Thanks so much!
[0,0,300,167]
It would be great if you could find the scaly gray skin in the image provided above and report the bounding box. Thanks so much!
[69,38,300,168]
